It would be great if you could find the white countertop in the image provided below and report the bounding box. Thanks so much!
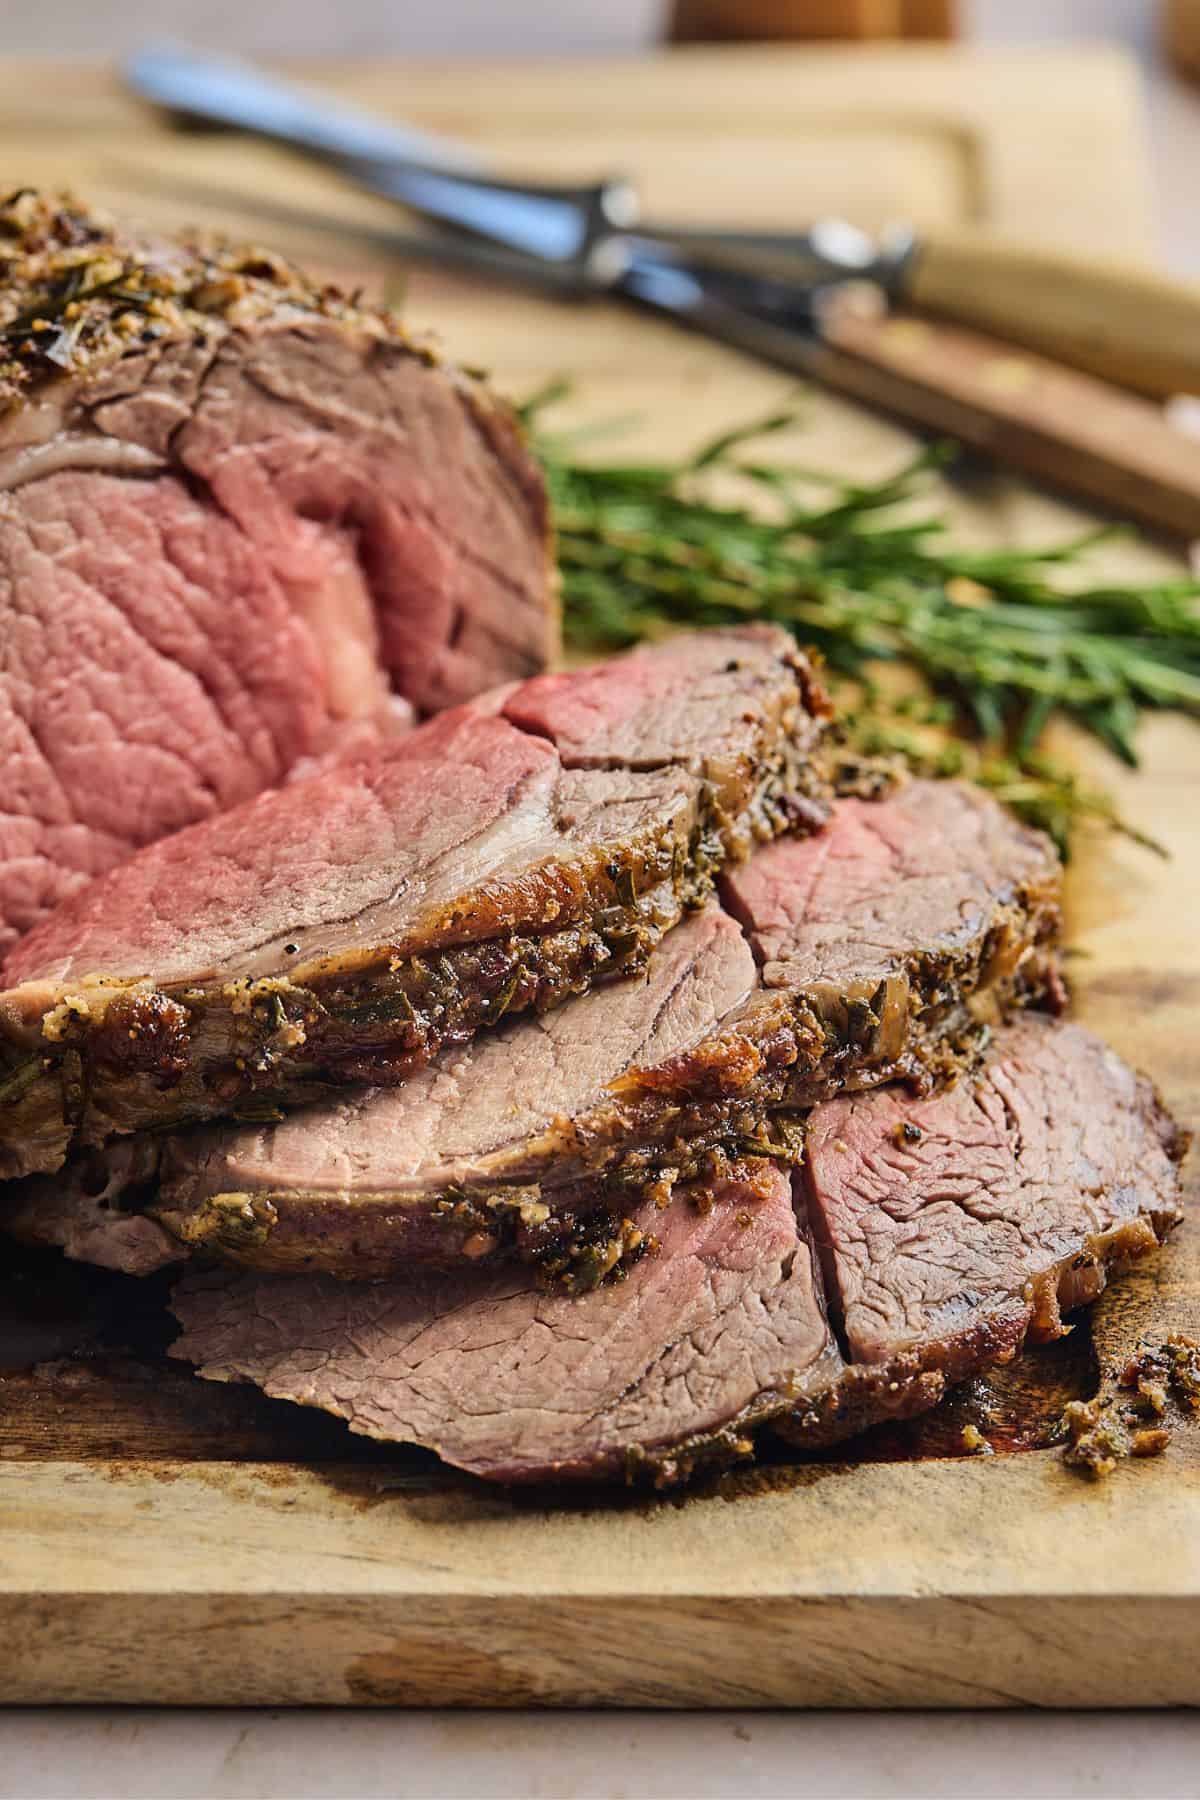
[4,5,1199,1795]
[2,1707,1199,1799]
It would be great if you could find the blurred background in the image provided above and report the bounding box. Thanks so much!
[1,0,1196,271]
[0,0,1168,58]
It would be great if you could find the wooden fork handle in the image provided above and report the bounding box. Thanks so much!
[905,231,1200,404]
[811,308,1200,538]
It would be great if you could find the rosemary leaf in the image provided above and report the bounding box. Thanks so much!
[525,391,1200,853]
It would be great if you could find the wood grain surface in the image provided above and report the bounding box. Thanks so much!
[0,46,1197,1709]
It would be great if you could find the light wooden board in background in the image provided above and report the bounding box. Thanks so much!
[1,46,1198,1709]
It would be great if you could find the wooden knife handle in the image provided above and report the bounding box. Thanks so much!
[667,0,955,36]
[669,1,901,40]
[813,309,1200,538]
[905,230,1200,403]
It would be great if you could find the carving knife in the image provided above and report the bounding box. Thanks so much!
[127,43,1200,403]
[124,44,1200,536]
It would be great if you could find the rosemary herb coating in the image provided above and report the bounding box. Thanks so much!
[167,1020,1186,1486]
[160,777,1062,1276]
[7,778,1063,1279]
[0,625,831,1179]
[0,188,409,407]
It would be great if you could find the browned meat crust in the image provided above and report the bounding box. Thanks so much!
[167,1020,1187,1485]
[0,627,830,1178]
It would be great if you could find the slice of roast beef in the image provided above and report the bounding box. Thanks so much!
[168,1018,1185,1483]
[0,625,830,1178]
[0,905,752,1275]
[170,1162,844,1485]
[0,191,557,961]
[782,1013,1188,1447]
[7,779,1060,1275]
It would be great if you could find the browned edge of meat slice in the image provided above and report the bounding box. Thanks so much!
[777,1215,1174,1453]
[772,1016,1188,1452]
[167,1020,1187,1487]
[6,776,1062,1279]
[0,627,831,1178]
[169,1160,844,1486]
[0,190,558,961]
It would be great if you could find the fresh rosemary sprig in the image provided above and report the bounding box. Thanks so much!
[838,693,1165,858]
[525,387,1199,853]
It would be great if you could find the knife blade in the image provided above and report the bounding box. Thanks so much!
[126,42,1200,401]
[122,43,1200,538]
[124,45,907,292]
[125,43,484,173]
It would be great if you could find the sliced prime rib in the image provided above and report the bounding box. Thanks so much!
[782,1012,1188,1447]
[0,625,830,1179]
[5,780,1061,1275]
[0,191,557,961]
[169,1017,1186,1483]
[171,1162,842,1484]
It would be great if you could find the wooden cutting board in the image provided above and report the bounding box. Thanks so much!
[2,46,1199,1709]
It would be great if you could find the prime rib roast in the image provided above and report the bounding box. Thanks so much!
[0,624,831,1179]
[0,191,558,964]
[0,194,1187,1491]
[169,1019,1186,1484]
[3,779,1063,1277]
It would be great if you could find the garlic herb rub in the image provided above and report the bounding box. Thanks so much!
[0,627,831,1178]
[6,776,1062,1280]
